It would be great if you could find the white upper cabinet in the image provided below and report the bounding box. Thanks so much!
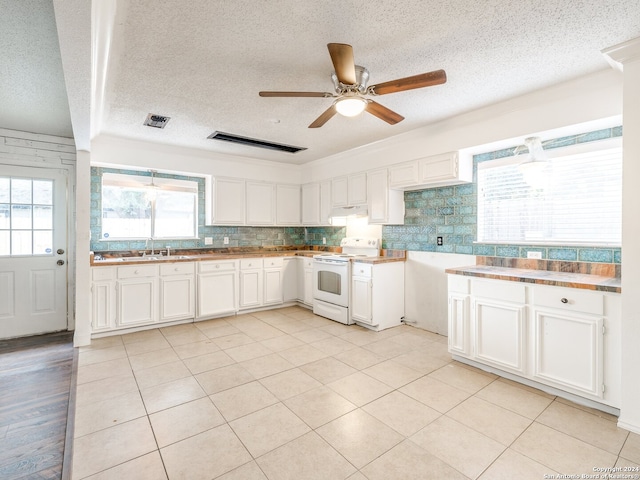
[246,181,276,225]
[212,177,245,225]
[331,174,367,207]
[367,168,405,225]
[276,184,300,225]
[301,181,332,226]
[388,151,472,191]
[301,182,320,225]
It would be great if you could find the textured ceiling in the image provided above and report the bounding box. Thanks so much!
[2,1,640,163]
[0,0,72,138]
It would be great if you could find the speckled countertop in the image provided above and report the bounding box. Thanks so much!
[446,257,621,293]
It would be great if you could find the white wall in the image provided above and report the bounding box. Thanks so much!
[404,252,475,334]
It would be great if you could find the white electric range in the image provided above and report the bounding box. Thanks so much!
[312,237,380,324]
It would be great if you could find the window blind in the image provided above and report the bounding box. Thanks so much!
[477,143,622,246]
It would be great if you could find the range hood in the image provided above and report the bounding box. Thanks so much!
[330,205,368,218]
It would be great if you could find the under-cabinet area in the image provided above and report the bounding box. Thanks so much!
[447,274,621,411]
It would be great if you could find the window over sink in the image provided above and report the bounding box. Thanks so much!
[101,172,198,240]
[477,137,622,246]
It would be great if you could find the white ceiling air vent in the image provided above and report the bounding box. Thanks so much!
[207,131,307,153]
[144,114,171,128]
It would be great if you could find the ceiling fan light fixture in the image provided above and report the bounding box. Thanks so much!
[335,97,367,117]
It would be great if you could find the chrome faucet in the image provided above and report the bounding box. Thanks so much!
[144,238,155,256]
[166,246,171,257]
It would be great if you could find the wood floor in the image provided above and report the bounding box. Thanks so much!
[0,331,76,480]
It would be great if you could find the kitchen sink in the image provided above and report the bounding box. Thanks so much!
[104,255,193,262]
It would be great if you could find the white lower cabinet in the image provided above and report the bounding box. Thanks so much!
[91,267,116,332]
[447,275,620,408]
[159,262,195,322]
[297,257,314,307]
[239,257,284,310]
[351,261,404,331]
[117,265,158,327]
[197,260,238,319]
[283,257,298,303]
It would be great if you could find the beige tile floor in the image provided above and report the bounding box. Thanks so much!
[72,306,640,480]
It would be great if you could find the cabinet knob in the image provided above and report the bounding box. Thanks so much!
[134,270,139,274]
[561,297,568,304]
[216,264,220,269]
[175,267,179,271]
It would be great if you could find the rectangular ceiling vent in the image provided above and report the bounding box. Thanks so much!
[144,113,171,128]
[207,131,307,154]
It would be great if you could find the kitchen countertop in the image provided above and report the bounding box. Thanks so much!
[446,259,621,293]
[91,248,406,266]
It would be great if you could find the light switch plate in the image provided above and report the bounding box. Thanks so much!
[527,251,542,259]
[204,237,213,245]
[223,236,229,245]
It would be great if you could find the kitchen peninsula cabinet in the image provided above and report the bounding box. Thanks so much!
[447,274,621,409]
[351,261,404,331]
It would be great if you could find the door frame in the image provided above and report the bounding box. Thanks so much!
[0,139,77,335]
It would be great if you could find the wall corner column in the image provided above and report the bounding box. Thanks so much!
[73,150,92,347]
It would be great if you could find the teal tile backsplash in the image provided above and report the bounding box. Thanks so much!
[381,126,622,264]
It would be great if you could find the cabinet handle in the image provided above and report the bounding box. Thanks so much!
[561,297,568,303]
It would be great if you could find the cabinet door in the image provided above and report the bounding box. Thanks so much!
[283,258,298,303]
[264,268,283,305]
[348,173,367,205]
[214,177,245,225]
[331,176,348,207]
[531,309,604,398]
[389,161,419,189]
[448,293,469,356]
[117,277,157,327]
[197,272,237,319]
[240,269,262,309]
[418,152,458,183]
[351,276,372,324]
[246,182,276,225]
[301,183,320,225]
[472,298,527,374]
[303,267,314,306]
[276,184,300,225]
[91,281,116,331]
[160,275,195,321]
[319,180,332,225]
[367,169,388,224]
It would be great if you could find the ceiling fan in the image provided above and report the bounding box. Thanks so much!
[259,43,447,128]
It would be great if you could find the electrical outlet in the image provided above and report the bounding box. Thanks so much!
[223,236,229,245]
[527,251,542,259]
[437,236,443,246]
[322,237,326,245]
[204,237,213,245]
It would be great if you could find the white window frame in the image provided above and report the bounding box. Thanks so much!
[101,172,199,240]
[477,138,622,247]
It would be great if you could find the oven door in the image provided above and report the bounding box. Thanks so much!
[313,259,349,307]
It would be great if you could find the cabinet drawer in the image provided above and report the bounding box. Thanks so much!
[240,258,263,270]
[160,262,195,276]
[448,274,469,294]
[199,261,237,273]
[92,267,115,281]
[117,264,158,279]
[533,285,603,315]
[264,257,284,269]
[352,263,372,278]
[472,279,526,303]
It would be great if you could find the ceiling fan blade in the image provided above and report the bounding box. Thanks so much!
[259,91,334,98]
[327,43,357,85]
[308,105,337,128]
[370,69,447,95]
[365,100,404,125]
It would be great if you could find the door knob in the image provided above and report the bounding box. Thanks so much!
[57,248,65,255]
[57,260,65,266]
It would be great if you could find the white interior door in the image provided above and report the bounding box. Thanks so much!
[0,165,68,339]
